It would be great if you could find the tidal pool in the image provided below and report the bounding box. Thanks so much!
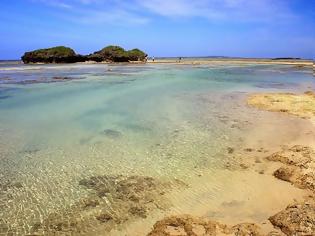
[0,62,313,235]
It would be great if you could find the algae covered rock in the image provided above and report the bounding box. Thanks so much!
[21,46,86,63]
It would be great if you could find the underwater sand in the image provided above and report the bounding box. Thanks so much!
[0,62,314,235]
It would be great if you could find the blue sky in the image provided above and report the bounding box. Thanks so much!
[0,0,314,59]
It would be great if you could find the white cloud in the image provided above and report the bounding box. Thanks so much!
[32,0,149,25]
[31,0,297,25]
[136,0,295,22]
[34,0,73,9]
[72,9,150,25]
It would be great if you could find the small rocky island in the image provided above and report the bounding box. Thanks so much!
[21,45,147,64]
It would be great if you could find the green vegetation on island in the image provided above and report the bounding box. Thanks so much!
[21,45,147,64]
[89,46,147,62]
[21,46,86,64]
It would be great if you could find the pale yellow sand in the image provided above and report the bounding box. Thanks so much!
[247,91,315,124]
[143,92,315,236]
[147,58,313,67]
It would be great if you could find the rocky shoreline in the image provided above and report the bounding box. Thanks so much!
[145,91,315,236]
[146,145,315,236]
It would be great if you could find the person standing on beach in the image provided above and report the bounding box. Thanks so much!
[152,56,155,62]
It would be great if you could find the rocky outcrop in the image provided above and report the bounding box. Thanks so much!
[267,145,314,168]
[266,145,315,193]
[88,45,147,62]
[269,202,315,235]
[21,45,147,64]
[147,215,264,236]
[247,92,315,122]
[266,146,315,235]
[21,46,87,63]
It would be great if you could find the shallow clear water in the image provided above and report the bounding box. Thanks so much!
[0,62,313,235]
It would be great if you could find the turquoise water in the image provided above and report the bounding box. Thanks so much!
[0,63,313,235]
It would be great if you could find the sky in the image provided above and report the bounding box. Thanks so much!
[0,0,315,59]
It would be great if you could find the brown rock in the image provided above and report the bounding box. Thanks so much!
[273,167,296,182]
[227,147,235,154]
[96,213,113,223]
[147,215,264,236]
[232,223,264,236]
[296,173,315,193]
[272,166,315,193]
[269,202,315,235]
[267,145,314,168]
[81,198,100,208]
[244,148,254,152]
[129,206,147,218]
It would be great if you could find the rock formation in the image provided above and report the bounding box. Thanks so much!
[88,45,147,62]
[22,45,147,64]
[147,215,265,236]
[21,46,86,63]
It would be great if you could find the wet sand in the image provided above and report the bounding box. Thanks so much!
[147,58,313,67]
[4,91,313,236]
[1,64,314,235]
[144,91,315,236]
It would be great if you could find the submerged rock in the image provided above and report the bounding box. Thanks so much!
[30,175,179,235]
[78,175,162,203]
[128,206,147,218]
[8,76,83,85]
[102,129,122,139]
[0,181,23,193]
[0,95,11,100]
[52,76,79,81]
[147,215,264,236]
[96,213,113,223]
[81,198,100,208]
[227,147,234,154]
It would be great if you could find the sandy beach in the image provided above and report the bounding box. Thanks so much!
[147,58,314,67]
[145,90,315,236]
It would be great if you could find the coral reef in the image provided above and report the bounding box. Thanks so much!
[147,215,264,236]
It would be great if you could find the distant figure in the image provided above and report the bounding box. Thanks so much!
[152,56,155,62]
[179,57,182,62]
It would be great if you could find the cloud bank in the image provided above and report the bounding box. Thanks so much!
[32,0,297,25]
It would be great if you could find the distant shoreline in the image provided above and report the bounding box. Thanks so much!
[147,58,314,66]
[1,57,313,66]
